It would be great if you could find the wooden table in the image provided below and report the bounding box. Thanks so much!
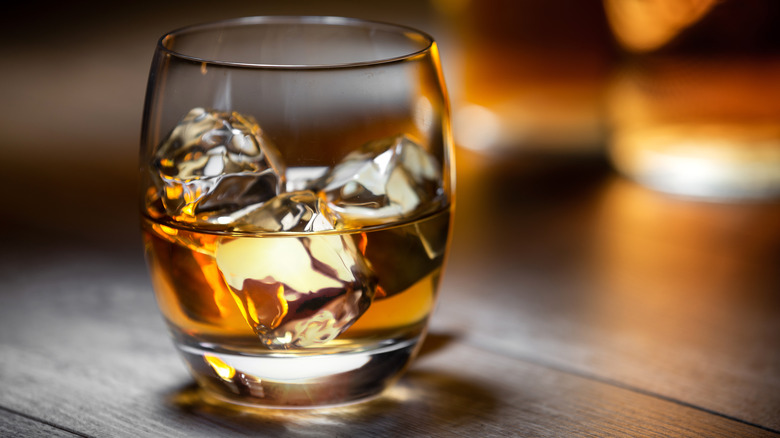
[1,147,778,437]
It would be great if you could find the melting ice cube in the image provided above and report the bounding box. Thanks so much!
[315,134,444,228]
[216,232,375,349]
[231,190,335,233]
[151,108,285,225]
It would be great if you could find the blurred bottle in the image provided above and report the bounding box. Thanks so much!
[604,0,780,200]
[434,0,616,155]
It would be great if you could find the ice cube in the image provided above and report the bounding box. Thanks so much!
[151,107,285,225]
[216,233,376,349]
[231,190,335,233]
[285,166,330,192]
[315,134,444,228]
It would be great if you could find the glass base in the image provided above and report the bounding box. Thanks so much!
[176,338,420,408]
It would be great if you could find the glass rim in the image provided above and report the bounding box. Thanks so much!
[157,16,436,70]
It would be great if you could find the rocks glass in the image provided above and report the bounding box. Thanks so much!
[139,17,454,407]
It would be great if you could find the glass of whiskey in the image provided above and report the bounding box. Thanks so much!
[139,17,454,408]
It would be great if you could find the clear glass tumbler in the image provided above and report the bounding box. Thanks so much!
[139,16,454,407]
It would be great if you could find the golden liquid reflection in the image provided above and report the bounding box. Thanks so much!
[586,177,780,356]
[204,354,236,381]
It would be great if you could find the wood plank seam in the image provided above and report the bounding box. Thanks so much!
[0,405,94,438]
[460,340,780,435]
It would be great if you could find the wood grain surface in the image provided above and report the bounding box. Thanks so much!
[0,409,81,438]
